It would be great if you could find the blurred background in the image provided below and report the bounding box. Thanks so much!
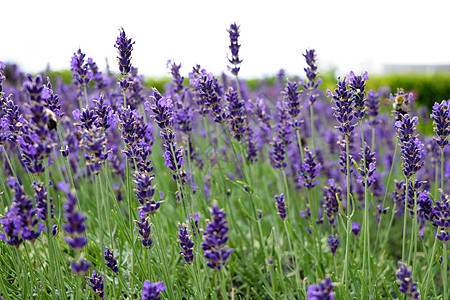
[2,0,450,107]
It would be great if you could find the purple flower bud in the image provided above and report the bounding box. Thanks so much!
[141,280,166,300]
[104,247,119,273]
[177,223,195,264]
[85,270,104,298]
[352,222,361,236]
[307,278,335,300]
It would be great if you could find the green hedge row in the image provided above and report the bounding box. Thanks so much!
[46,69,450,109]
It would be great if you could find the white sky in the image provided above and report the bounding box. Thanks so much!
[2,0,450,78]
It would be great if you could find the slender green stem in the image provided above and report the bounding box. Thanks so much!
[423,234,438,298]
[343,134,352,288]
[295,129,304,161]
[402,177,409,263]
[441,148,445,193]
[443,243,448,300]
[83,84,89,109]
[310,103,316,156]
[374,140,398,250]
[359,119,371,287]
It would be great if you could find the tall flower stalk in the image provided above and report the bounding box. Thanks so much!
[348,71,372,284]
[300,49,322,156]
[394,114,424,263]
[328,77,355,287]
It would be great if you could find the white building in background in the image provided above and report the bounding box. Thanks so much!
[383,64,450,73]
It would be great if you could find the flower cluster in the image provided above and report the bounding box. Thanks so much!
[104,247,119,273]
[298,147,322,189]
[328,78,355,136]
[177,223,195,264]
[275,193,287,220]
[394,115,424,179]
[0,177,45,247]
[141,280,166,300]
[227,23,242,76]
[396,262,420,299]
[328,235,339,255]
[70,48,92,88]
[430,100,450,148]
[85,270,104,299]
[115,28,135,91]
[135,216,153,248]
[300,49,322,104]
[225,88,246,141]
[431,191,450,242]
[201,205,233,270]
[192,72,225,123]
[282,80,302,123]
[366,90,380,127]
[307,278,335,300]
[322,179,342,228]
[357,143,377,187]
[348,71,369,119]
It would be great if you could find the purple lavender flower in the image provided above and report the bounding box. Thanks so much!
[225,88,246,141]
[396,261,420,299]
[245,122,258,163]
[115,28,135,91]
[135,216,153,248]
[348,71,369,119]
[0,177,45,246]
[134,172,161,217]
[352,222,361,236]
[328,235,339,255]
[104,247,118,273]
[186,214,201,238]
[282,80,302,121]
[141,280,166,300]
[328,78,355,136]
[177,223,194,264]
[394,115,424,179]
[63,190,88,250]
[192,73,226,123]
[71,48,92,87]
[430,100,450,148]
[85,270,104,299]
[275,193,287,220]
[271,139,287,169]
[357,143,377,187]
[431,191,450,242]
[307,278,335,300]
[366,90,380,127]
[32,181,53,221]
[298,147,322,189]
[227,23,242,76]
[201,205,233,270]
[71,259,91,275]
[301,49,322,104]
[322,179,342,228]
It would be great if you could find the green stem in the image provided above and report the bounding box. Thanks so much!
[443,243,448,300]
[359,120,370,286]
[310,103,316,156]
[374,140,398,250]
[402,177,409,263]
[343,134,352,288]
[295,129,305,161]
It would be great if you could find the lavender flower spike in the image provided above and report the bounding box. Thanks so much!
[396,261,420,299]
[275,193,287,220]
[115,28,135,92]
[328,78,355,136]
[430,100,450,148]
[177,223,195,264]
[348,71,369,119]
[227,23,242,76]
[104,247,119,273]
[85,270,104,299]
[307,278,335,300]
[394,114,424,179]
[201,205,233,270]
[141,280,166,300]
[298,147,322,189]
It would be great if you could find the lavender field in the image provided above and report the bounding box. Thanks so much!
[0,24,449,299]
